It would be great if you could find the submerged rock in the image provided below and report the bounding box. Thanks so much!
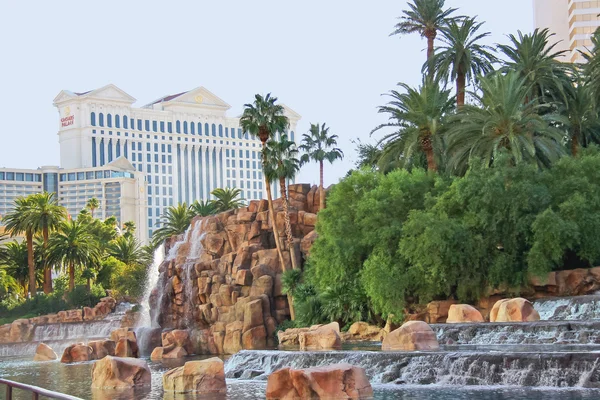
[266,363,373,400]
[33,343,57,361]
[91,356,151,389]
[61,343,93,363]
[162,357,226,394]
[382,321,439,351]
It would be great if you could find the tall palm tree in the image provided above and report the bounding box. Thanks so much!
[560,78,600,156]
[240,93,289,272]
[446,72,565,174]
[264,134,302,271]
[583,29,600,103]
[81,268,97,293]
[123,221,136,238]
[428,17,497,107]
[1,241,35,297]
[47,219,101,291]
[3,196,37,297]
[300,124,344,211]
[28,193,66,293]
[151,204,193,247]
[498,28,573,105]
[86,197,100,219]
[191,200,217,217]
[108,235,145,266]
[372,79,453,173]
[391,0,458,66]
[210,188,246,213]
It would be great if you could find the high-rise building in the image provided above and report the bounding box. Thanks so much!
[0,160,148,243]
[533,0,600,62]
[53,85,301,239]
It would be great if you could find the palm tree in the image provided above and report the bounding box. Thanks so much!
[81,268,97,293]
[299,124,344,211]
[391,0,458,66]
[210,188,246,213]
[498,28,573,104]
[446,72,565,174]
[108,235,146,266]
[372,79,453,173]
[123,221,136,238]
[560,78,600,156]
[1,241,34,297]
[428,17,497,107]
[151,204,193,247]
[191,200,217,217]
[0,267,18,298]
[3,196,37,297]
[240,93,289,272]
[86,198,100,218]
[47,220,101,291]
[583,29,600,103]
[27,193,66,293]
[264,134,302,271]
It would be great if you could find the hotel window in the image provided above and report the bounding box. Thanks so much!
[59,173,66,181]
[198,123,202,135]
[107,114,112,127]
[191,122,195,135]
[184,121,188,134]
[225,128,229,138]
[115,115,121,128]
[205,123,209,136]
[176,121,181,133]
[154,143,158,152]
[238,129,242,139]
[290,131,295,141]
[99,113,104,127]
[160,121,165,133]
[145,120,150,131]
[168,122,172,133]
[137,119,142,131]
[91,112,96,126]
[123,116,128,129]
[153,121,158,132]
[68,173,76,181]
[219,125,223,137]
[15,173,23,181]
[212,124,216,136]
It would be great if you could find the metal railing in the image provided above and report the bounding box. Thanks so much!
[0,378,83,400]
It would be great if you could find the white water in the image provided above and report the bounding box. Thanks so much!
[136,246,165,329]
[534,295,600,320]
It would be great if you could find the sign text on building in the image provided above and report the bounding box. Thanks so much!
[61,115,74,127]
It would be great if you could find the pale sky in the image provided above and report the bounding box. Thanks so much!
[0,1,533,186]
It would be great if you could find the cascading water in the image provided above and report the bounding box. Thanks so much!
[534,295,600,320]
[137,246,165,328]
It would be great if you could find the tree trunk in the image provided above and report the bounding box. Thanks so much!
[26,231,36,298]
[319,160,325,212]
[456,71,466,108]
[90,208,94,219]
[43,226,52,294]
[280,178,299,271]
[421,134,438,172]
[262,152,286,272]
[87,277,91,293]
[69,261,75,292]
[572,127,580,157]
[425,29,437,77]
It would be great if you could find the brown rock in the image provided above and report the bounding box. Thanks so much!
[9,319,33,343]
[115,338,139,358]
[446,304,485,323]
[300,230,318,257]
[243,299,263,333]
[299,322,342,350]
[91,356,151,389]
[88,340,116,359]
[223,321,243,354]
[33,343,57,361]
[382,321,439,351]
[236,269,253,286]
[242,325,267,350]
[490,298,540,322]
[150,346,164,360]
[343,322,385,342]
[266,363,373,400]
[163,346,188,359]
[250,275,273,297]
[163,358,226,394]
[61,343,93,363]
[426,300,458,323]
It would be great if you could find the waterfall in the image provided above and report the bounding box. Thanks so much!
[534,295,600,320]
[224,350,600,387]
[136,246,165,328]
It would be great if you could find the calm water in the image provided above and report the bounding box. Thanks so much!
[2,353,600,400]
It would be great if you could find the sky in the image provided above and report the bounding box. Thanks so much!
[0,1,533,187]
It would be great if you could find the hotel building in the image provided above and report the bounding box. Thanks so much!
[52,84,301,239]
[533,0,600,62]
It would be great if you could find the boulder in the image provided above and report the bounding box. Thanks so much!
[89,340,116,359]
[299,322,341,350]
[342,322,385,342]
[300,230,318,257]
[163,358,226,394]
[91,356,151,389]
[266,363,373,400]
[61,343,93,363]
[382,321,439,351]
[243,299,263,333]
[446,304,485,323]
[115,338,139,358]
[490,298,540,322]
[242,325,267,350]
[9,319,34,342]
[33,343,57,361]
[223,321,243,354]
[426,300,458,323]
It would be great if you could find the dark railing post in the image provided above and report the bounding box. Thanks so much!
[32,391,39,400]
[6,384,12,400]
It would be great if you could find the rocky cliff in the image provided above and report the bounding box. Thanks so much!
[148,184,321,354]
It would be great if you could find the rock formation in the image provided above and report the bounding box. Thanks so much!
[265,363,373,400]
[61,343,94,363]
[91,356,151,389]
[490,298,540,323]
[148,184,320,354]
[88,340,116,359]
[162,358,226,395]
[110,328,139,358]
[382,321,439,351]
[33,343,57,361]
[341,322,386,341]
[299,322,342,350]
[446,304,485,323]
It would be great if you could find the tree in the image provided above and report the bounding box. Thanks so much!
[123,221,136,237]
[427,17,497,107]
[560,78,600,156]
[372,79,453,173]
[210,188,246,213]
[47,220,101,291]
[391,0,457,66]
[81,268,97,293]
[300,123,344,211]
[446,72,565,174]
[498,28,572,104]
[351,139,384,171]
[3,197,37,297]
[27,192,66,293]
[264,133,302,271]
[108,235,146,266]
[240,93,289,274]
[1,241,35,297]
[151,204,193,247]
[86,198,100,218]
[191,200,217,217]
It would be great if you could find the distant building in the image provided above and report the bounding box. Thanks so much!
[0,159,148,243]
[533,0,600,62]
[53,85,301,239]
